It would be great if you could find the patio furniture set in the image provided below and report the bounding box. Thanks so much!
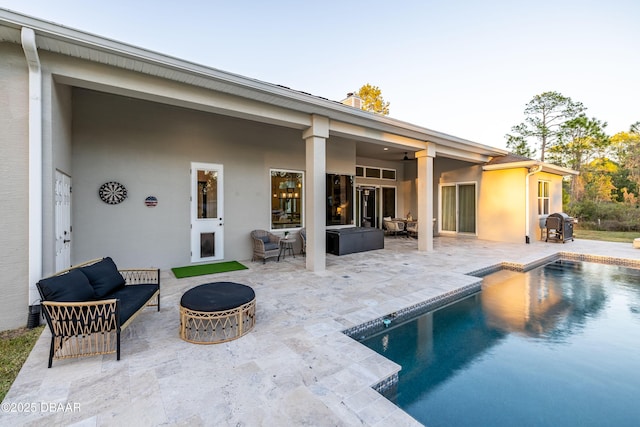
[36,224,390,367]
[383,218,418,238]
[37,257,256,367]
[251,225,391,260]
[250,228,303,263]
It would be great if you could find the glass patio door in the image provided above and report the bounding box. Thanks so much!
[359,187,377,227]
[191,162,224,262]
[441,183,476,234]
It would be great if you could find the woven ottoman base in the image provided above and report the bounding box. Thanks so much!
[179,282,256,344]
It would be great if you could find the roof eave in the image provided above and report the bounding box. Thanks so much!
[0,8,508,156]
[483,160,579,176]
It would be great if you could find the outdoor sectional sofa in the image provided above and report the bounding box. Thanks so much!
[36,257,160,367]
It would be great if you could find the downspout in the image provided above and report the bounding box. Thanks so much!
[525,165,543,244]
[21,27,43,325]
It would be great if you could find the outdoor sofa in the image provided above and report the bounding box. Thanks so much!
[36,257,160,367]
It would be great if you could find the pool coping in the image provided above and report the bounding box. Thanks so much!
[345,251,640,396]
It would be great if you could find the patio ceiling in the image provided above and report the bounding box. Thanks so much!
[354,140,417,161]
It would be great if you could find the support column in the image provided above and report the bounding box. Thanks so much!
[416,145,435,252]
[302,115,329,272]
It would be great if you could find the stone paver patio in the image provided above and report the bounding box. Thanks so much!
[3,236,639,426]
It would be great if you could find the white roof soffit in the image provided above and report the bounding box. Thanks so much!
[483,160,579,176]
[0,8,507,157]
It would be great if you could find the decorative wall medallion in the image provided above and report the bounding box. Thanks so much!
[99,181,127,204]
[144,196,158,207]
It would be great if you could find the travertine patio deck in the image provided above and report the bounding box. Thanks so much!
[3,236,639,426]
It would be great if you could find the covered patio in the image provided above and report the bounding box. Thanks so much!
[5,237,639,426]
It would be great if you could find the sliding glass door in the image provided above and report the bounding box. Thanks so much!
[440,183,476,234]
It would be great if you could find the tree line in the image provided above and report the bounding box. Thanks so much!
[506,91,640,230]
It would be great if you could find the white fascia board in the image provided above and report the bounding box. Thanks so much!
[483,161,579,176]
[541,164,579,176]
[483,161,538,171]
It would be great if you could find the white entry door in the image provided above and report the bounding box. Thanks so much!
[191,162,224,262]
[55,170,72,271]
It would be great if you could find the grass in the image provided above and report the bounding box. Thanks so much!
[573,228,638,243]
[0,326,44,402]
[171,260,248,278]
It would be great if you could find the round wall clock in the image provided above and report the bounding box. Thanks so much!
[99,181,127,204]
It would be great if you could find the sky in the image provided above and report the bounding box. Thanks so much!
[1,0,638,149]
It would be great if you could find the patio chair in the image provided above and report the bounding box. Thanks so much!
[250,230,281,263]
[384,219,405,236]
[299,228,306,256]
[406,220,418,238]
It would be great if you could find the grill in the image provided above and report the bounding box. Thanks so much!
[545,212,574,243]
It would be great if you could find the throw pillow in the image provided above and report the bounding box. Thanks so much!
[38,269,96,302]
[81,257,126,298]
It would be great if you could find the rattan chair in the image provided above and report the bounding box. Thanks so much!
[384,219,405,236]
[250,230,281,263]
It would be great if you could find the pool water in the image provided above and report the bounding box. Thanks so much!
[361,260,640,426]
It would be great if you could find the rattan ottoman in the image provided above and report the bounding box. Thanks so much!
[179,282,256,344]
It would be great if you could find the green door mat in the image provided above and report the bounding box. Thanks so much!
[171,261,248,278]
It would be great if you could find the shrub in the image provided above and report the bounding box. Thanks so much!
[566,201,640,231]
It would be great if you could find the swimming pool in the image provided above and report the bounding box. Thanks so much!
[360,260,640,426]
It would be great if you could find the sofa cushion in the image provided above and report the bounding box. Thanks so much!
[81,257,126,298]
[259,235,270,244]
[264,242,279,251]
[107,284,159,325]
[38,269,96,302]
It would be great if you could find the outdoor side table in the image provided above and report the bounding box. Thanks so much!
[278,237,296,261]
[179,282,256,344]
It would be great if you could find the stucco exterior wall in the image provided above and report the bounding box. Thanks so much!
[71,89,347,269]
[478,168,527,243]
[51,82,73,175]
[328,140,355,175]
[478,169,565,243]
[530,171,565,240]
[0,43,29,330]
